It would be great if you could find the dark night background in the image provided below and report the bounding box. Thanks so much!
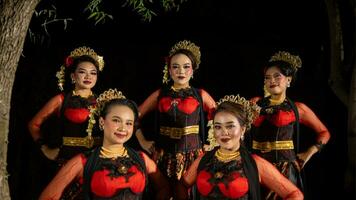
[6,0,353,199]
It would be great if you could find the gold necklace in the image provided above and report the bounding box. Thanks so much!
[269,97,285,105]
[100,146,127,159]
[171,85,190,92]
[72,90,93,98]
[215,148,240,162]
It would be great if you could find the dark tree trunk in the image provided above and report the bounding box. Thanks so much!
[0,0,40,199]
[346,60,356,198]
[325,0,348,105]
[345,0,356,197]
[325,0,356,197]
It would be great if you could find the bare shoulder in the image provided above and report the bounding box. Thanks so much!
[250,96,262,104]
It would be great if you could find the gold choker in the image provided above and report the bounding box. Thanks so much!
[100,146,127,159]
[171,86,190,92]
[269,98,285,105]
[215,149,240,162]
[72,90,93,98]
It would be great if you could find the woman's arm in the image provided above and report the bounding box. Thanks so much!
[296,102,331,167]
[28,94,63,142]
[200,89,216,120]
[253,154,304,200]
[141,152,171,200]
[175,155,203,200]
[39,154,84,200]
[138,89,160,118]
[135,90,160,153]
[296,102,330,146]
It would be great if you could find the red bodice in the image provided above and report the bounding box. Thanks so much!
[158,96,200,115]
[64,108,90,124]
[90,165,146,197]
[82,155,146,198]
[197,170,249,199]
[253,109,296,127]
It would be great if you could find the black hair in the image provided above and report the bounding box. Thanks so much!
[100,98,139,129]
[213,101,248,129]
[264,60,297,82]
[63,55,100,91]
[67,55,100,73]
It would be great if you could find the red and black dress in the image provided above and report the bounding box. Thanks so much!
[194,147,259,200]
[81,147,148,200]
[56,92,101,161]
[29,92,102,199]
[152,86,215,181]
[39,147,166,200]
[250,97,330,199]
[29,91,102,163]
[180,147,303,200]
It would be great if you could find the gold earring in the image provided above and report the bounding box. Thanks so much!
[99,124,104,131]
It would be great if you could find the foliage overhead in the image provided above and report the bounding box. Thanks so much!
[28,0,188,45]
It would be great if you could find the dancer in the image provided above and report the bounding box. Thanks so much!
[39,89,171,199]
[249,51,330,199]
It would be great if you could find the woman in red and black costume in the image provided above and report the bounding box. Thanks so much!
[135,40,216,193]
[28,47,104,198]
[29,46,104,163]
[39,89,171,200]
[176,95,303,200]
[248,51,330,199]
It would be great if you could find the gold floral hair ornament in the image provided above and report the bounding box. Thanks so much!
[169,40,201,68]
[206,94,261,150]
[269,51,302,71]
[86,89,126,136]
[56,46,105,91]
[162,64,169,84]
[263,84,271,97]
[162,40,201,84]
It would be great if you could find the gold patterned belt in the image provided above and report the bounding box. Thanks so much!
[63,136,102,148]
[160,125,199,139]
[252,140,294,152]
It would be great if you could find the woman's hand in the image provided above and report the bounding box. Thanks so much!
[296,145,318,169]
[135,128,155,154]
[203,144,213,151]
[40,145,60,160]
[140,140,155,154]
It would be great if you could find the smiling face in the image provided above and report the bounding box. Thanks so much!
[100,105,135,147]
[71,61,98,90]
[213,111,246,152]
[169,53,193,88]
[264,66,291,96]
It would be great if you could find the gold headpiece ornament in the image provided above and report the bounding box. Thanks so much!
[169,40,201,68]
[269,51,302,71]
[206,94,261,150]
[162,40,201,84]
[86,89,126,136]
[56,46,105,91]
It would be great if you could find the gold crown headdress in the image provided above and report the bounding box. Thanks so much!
[206,94,261,150]
[56,46,105,91]
[169,40,201,68]
[269,51,302,71]
[216,95,261,130]
[162,40,201,84]
[86,89,126,136]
